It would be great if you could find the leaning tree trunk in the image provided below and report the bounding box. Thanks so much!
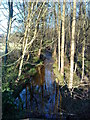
[69,0,76,89]
[61,0,66,76]
[18,2,31,79]
[18,2,46,79]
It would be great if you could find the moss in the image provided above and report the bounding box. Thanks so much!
[2,65,18,91]
[32,56,39,63]
[53,63,65,86]
[28,68,37,76]
[53,61,81,88]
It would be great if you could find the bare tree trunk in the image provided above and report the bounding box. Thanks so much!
[61,0,66,76]
[18,2,31,79]
[4,1,13,64]
[82,39,85,80]
[38,39,42,58]
[53,44,57,57]
[0,38,2,120]
[23,0,26,28]
[18,37,28,78]
[53,4,57,59]
[18,2,46,79]
[69,0,76,89]
[74,0,82,73]
[38,15,45,59]
[82,0,86,81]
[58,1,61,72]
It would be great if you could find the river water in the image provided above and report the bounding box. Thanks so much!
[15,52,65,119]
[15,52,90,120]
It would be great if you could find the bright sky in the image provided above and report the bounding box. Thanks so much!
[0,2,8,34]
[0,0,89,35]
[0,1,24,35]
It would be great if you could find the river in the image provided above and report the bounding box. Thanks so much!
[14,51,90,120]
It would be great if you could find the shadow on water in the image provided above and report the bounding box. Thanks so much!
[14,51,90,120]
